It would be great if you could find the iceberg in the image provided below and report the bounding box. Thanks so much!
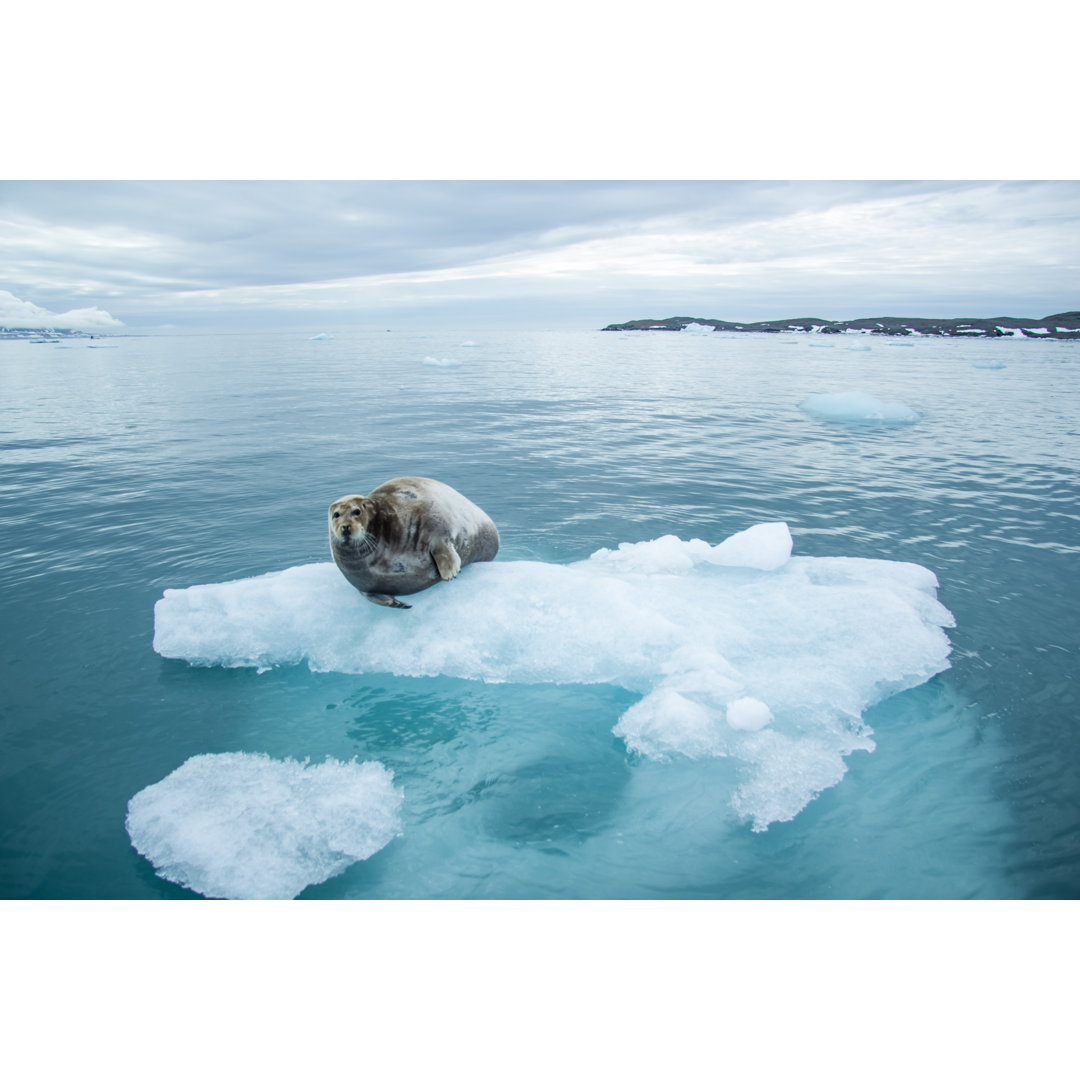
[309,332,333,340]
[681,322,715,333]
[153,523,954,831]
[799,391,920,425]
[126,753,403,899]
[422,356,463,368]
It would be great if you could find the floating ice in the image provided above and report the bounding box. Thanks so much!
[126,753,403,899]
[154,523,954,831]
[422,356,463,368]
[459,340,478,347]
[973,360,1006,370]
[847,344,872,351]
[681,322,715,333]
[799,391,920,425]
[309,333,333,341]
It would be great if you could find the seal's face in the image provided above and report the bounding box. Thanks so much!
[329,495,375,548]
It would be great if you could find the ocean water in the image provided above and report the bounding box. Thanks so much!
[1,327,1077,899]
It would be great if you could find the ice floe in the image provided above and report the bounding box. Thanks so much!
[799,391,920,425]
[153,524,954,831]
[422,356,463,368]
[126,753,403,899]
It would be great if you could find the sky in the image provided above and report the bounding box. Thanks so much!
[2,180,1077,332]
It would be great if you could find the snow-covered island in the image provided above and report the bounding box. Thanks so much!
[602,311,1080,338]
[0,326,96,341]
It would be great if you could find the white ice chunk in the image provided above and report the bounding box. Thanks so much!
[726,697,774,731]
[973,360,1006,369]
[681,322,715,333]
[799,391,920,425]
[154,528,954,831]
[588,523,791,574]
[309,333,333,340]
[707,521,792,570]
[847,344,872,351]
[422,356,463,367]
[126,754,403,899]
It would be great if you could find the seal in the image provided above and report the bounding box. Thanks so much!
[329,477,500,609]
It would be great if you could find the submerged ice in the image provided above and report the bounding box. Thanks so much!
[126,754,403,899]
[153,524,954,831]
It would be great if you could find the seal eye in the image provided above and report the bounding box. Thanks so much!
[351,508,363,517]
[332,511,341,519]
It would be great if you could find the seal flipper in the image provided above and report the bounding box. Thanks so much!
[364,592,412,609]
[432,542,462,581]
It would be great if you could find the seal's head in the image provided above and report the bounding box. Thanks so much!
[328,495,376,549]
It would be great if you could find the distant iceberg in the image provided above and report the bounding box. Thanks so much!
[799,391,920,425]
[423,356,463,368]
[309,332,333,340]
[153,523,953,832]
[973,360,1006,370]
[126,753,403,899]
[681,322,715,334]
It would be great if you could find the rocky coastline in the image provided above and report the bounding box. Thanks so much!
[602,312,1080,338]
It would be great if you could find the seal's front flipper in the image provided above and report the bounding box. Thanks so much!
[432,542,462,581]
[364,592,412,609]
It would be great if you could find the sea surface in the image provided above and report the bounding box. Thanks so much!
[1,327,1077,899]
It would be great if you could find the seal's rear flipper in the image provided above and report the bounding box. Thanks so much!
[364,593,412,609]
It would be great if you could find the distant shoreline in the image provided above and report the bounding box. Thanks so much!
[602,312,1080,338]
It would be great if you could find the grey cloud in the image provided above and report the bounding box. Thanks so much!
[1,181,1076,328]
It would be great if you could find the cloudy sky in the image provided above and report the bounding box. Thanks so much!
[1,180,1077,332]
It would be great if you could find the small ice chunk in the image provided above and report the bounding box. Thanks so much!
[309,333,333,340]
[973,360,1006,370]
[799,391,920,425]
[423,356,462,368]
[847,344,872,351]
[589,523,792,574]
[126,753,403,899]
[726,697,774,731]
[706,522,792,570]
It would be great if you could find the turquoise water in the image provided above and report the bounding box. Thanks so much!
[1,328,1077,899]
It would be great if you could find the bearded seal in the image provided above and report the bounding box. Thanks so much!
[329,477,500,609]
